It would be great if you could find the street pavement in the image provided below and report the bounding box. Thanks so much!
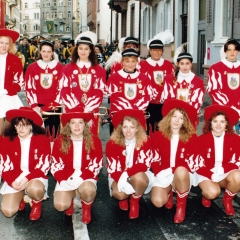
[2,92,240,239]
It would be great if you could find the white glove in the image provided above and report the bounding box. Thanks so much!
[122,182,135,194]
[60,180,74,190]
[67,177,83,188]
[117,171,129,192]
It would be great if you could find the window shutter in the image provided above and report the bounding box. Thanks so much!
[205,0,214,41]
[233,0,240,39]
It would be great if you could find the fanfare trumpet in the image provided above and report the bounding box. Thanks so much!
[40,106,108,117]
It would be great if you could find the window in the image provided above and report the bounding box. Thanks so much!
[59,24,64,32]
[24,15,29,20]
[43,12,45,19]
[25,3,28,8]
[46,12,50,18]
[68,0,71,6]
[46,1,50,7]
[59,0,63,6]
[34,13,40,19]
[68,11,71,18]
[59,12,63,18]
[43,25,47,32]
[33,25,40,31]
[33,2,40,8]
[53,0,57,6]
[66,26,70,32]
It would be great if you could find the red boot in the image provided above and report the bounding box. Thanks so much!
[165,191,173,209]
[174,190,188,224]
[129,194,142,219]
[222,189,236,215]
[119,199,128,211]
[65,199,74,216]
[30,200,42,221]
[18,199,25,211]
[202,197,211,207]
[81,201,93,224]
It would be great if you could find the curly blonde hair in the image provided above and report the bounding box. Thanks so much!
[60,121,94,154]
[158,108,195,142]
[110,116,147,148]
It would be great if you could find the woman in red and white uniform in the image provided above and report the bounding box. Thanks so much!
[107,48,152,113]
[0,29,24,135]
[51,111,103,224]
[25,40,64,136]
[0,107,51,221]
[139,39,174,134]
[194,105,240,216]
[151,99,198,223]
[161,53,204,115]
[106,109,155,219]
[207,39,240,132]
[61,36,107,135]
[207,39,240,111]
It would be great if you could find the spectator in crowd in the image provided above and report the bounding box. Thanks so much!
[95,44,106,68]
[17,37,35,72]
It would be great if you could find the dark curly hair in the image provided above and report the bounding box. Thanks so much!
[4,117,46,141]
[71,43,97,66]
[202,111,234,134]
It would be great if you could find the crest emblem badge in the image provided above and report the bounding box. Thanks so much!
[40,73,53,89]
[124,83,137,100]
[227,73,239,90]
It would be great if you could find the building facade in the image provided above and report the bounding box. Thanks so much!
[4,0,21,33]
[40,0,83,40]
[22,0,40,38]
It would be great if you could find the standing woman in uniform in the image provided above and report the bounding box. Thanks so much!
[106,109,155,219]
[150,99,197,223]
[61,35,107,135]
[25,40,64,137]
[0,107,51,221]
[51,110,103,224]
[139,39,174,135]
[161,53,204,115]
[0,29,24,135]
[194,105,240,215]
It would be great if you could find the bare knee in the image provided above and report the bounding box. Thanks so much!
[54,200,69,212]
[1,205,17,218]
[202,188,220,199]
[151,195,167,208]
